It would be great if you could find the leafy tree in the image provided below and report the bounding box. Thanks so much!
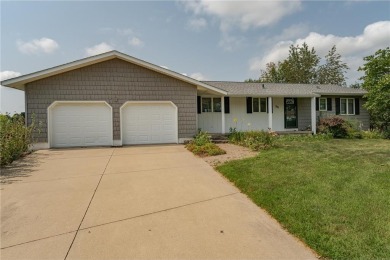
[259,62,284,83]
[282,43,320,84]
[350,82,362,89]
[253,43,349,86]
[359,47,390,130]
[317,46,349,86]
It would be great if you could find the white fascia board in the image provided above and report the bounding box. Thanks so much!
[226,93,321,98]
[315,92,366,96]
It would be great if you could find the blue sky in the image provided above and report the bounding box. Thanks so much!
[1,0,389,113]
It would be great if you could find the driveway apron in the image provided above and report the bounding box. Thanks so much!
[1,145,317,259]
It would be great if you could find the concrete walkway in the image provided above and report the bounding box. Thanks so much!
[1,145,317,259]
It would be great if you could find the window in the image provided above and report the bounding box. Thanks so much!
[340,98,355,115]
[319,98,327,111]
[202,98,212,112]
[213,98,221,112]
[253,98,267,112]
[253,98,259,112]
[201,97,221,112]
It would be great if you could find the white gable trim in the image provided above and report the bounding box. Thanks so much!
[1,51,227,95]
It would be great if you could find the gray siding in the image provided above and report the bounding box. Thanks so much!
[26,58,197,142]
[297,98,311,130]
[316,96,370,130]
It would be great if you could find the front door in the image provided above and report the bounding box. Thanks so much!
[284,98,298,129]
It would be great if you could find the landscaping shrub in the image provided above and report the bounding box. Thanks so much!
[318,116,359,138]
[361,130,384,139]
[228,127,245,143]
[229,130,277,151]
[185,131,226,157]
[0,113,36,166]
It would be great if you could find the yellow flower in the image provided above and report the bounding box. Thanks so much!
[233,118,238,123]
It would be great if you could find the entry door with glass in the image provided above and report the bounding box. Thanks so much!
[284,98,298,128]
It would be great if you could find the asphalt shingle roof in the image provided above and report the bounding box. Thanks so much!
[202,81,367,97]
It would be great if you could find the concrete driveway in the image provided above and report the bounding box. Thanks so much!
[1,145,316,259]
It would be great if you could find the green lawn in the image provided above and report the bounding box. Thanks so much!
[217,139,390,259]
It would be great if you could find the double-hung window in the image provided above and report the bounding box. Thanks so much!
[253,98,267,112]
[319,98,327,111]
[202,97,222,112]
[340,98,355,115]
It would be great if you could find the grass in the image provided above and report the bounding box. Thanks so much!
[217,139,390,259]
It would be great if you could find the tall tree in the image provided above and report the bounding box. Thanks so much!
[259,62,284,83]
[254,43,349,86]
[317,45,349,86]
[359,47,390,130]
[282,43,320,84]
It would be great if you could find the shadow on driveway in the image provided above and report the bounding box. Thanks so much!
[0,153,46,185]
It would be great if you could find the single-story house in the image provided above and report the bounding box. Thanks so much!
[1,50,368,149]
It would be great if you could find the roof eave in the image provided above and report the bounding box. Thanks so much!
[1,51,227,95]
[315,92,366,96]
[227,93,320,98]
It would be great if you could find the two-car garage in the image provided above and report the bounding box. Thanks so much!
[48,101,178,148]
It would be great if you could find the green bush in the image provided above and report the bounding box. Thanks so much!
[228,127,245,143]
[185,131,226,157]
[229,130,276,151]
[318,116,359,138]
[361,130,384,139]
[192,131,211,146]
[0,113,36,166]
[186,142,226,157]
[382,129,390,139]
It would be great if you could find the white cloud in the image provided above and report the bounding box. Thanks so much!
[129,37,144,47]
[249,21,390,84]
[182,0,302,32]
[17,37,59,54]
[85,42,114,56]
[188,17,208,30]
[189,72,207,81]
[0,71,22,81]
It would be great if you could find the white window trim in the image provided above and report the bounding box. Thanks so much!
[201,97,221,113]
[340,98,355,115]
[252,97,267,113]
[319,98,327,111]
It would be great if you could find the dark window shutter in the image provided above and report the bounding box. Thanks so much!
[327,98,332,111]
[335,98,340,115]
[224,97,230,114]
[197,96,201,114]
[316,98,319,111]
[355,98,360,115]
[266,98,269,113]
[246,97,252,114]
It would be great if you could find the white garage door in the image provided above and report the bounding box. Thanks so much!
[121,102,178,145]
[49,102,113,148]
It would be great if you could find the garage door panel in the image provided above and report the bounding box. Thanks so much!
[122,102,177,145]
[50,103,112,148]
